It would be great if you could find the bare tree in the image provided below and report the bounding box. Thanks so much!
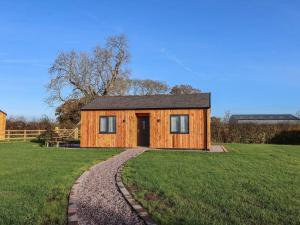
[223,111,231,123]
[107,77,131,96]
[296,111,300,119]
[47,34,130,105]
[127,79,169,95]
[170,84,201,95]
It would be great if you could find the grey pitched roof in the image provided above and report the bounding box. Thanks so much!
[81,93,211,110]
[230,114,300,121]
[0,110,6,115]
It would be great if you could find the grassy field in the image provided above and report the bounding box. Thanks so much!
[123,144,300,225]
[0,142,121,225]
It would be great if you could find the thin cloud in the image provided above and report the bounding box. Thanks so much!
[0,59,49,67]
[159,48,205,79]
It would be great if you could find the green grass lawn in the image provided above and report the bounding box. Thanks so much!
[0,142,121,225]
[123,144,300,225]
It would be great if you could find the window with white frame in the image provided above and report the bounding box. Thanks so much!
[170,115,189,134]
[99,116,116,133]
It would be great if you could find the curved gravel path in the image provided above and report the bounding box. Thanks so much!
[74,148,146,225]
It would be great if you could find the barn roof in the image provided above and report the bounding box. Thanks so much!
[230,114,300,121]
[0,110,6,115]
[81,93,211,110]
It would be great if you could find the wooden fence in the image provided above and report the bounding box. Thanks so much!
[4,128,80,142]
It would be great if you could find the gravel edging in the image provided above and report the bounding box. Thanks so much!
[68,168,89,225]
[116,164,157,225]
[67,149,147,225]
[67,156,120,225]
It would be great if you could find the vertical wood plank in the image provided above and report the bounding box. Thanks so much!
[0,112,6,140]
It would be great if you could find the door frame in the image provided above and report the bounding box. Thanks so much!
[136,114,150,147]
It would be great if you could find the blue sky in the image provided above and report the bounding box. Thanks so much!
[0,0,299,119]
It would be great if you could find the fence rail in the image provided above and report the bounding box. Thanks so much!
[4,128,80,141]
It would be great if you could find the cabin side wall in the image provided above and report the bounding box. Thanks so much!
[81,110,137,148]
[80,109,210,149]
[0,113,6,140]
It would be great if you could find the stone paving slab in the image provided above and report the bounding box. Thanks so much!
[210,145,227,152]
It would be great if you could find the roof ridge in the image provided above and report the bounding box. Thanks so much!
[93,93,209,98]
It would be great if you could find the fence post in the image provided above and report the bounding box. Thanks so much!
[7,130,10,142]
[24,130,26,141]
[74,128,79,140]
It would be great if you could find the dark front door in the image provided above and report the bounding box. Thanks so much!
[137,116,150,147]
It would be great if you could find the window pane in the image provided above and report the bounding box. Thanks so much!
[112,117,116,132]
[108,117,116,133]
[171,115,189,133]
[171,116,179,132]
[100,117,107,132]
[180,115,189,133]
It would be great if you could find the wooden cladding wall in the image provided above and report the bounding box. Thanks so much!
[81,109,210,149]
[0,112,6,140]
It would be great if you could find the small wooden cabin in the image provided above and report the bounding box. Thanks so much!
[81,93,211,150]
[0,110,7,140]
